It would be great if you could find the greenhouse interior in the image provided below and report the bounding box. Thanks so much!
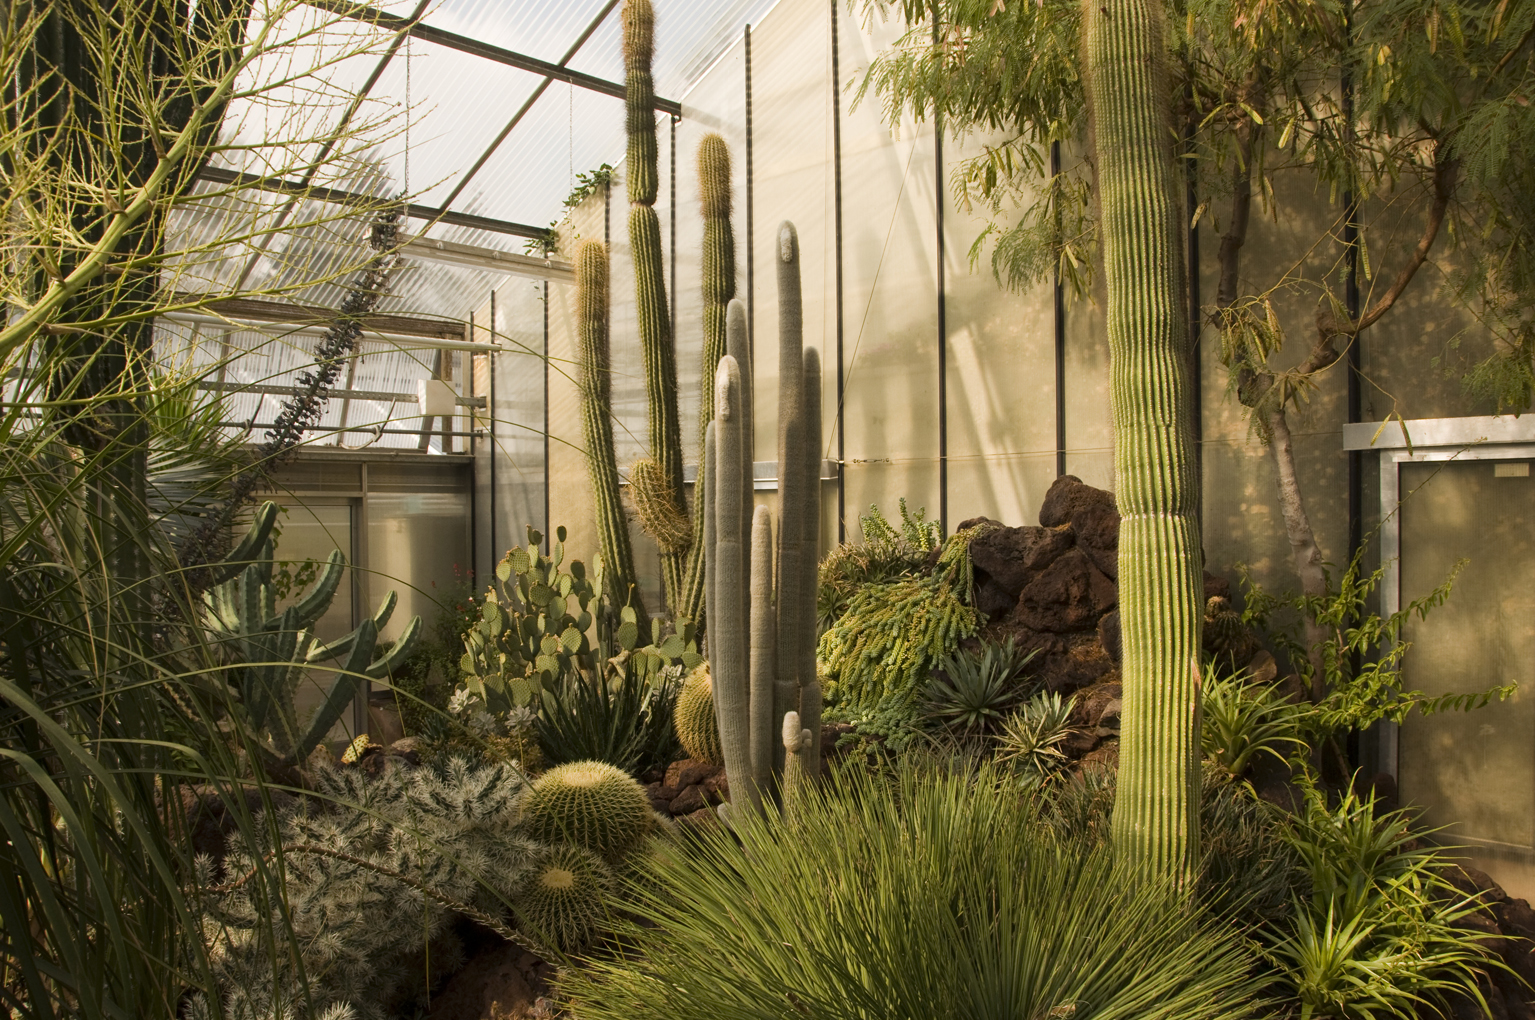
[6,0,1535,1017]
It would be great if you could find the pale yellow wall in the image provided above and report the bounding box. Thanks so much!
[493,0,1498,611]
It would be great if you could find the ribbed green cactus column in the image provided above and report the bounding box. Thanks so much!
[1086,0,1203,885]
[623,0,688,611]
[575,239,648,630]
[681,133,737,625]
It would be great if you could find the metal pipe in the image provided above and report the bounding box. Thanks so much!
[934,13,947,535]
[195,380,486,407]
[831,0,846,543]
[1052,141,1066,478]
[745,23,754,364]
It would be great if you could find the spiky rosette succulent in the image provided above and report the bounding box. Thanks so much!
[519,760,654,863]
[673,664,723,766]
[519,843,614,954]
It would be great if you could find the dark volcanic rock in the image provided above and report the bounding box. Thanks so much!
[664,758,716,790]
[1070,503,1120,580]
[1039,474,1118,529]
[1072,680,1123,729]
[970,524,1075,601]
[668,784,707,816]
[1041,632,1117,692]
[1013,549,1116,633]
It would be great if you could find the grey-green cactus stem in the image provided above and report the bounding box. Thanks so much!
[575,239,647,631]
[1085,0,1203,886]
[748,505,776,799]
[797,347,823,778]
[710,355,758,817]
[774,222,807,769]
[681,134,737,625]
[702,228,823,822]
[781,710,812,824]
[623,0,687,610]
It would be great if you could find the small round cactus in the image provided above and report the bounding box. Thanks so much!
[518,843,613,954]
[673,664,723,766]
[519,760,654,863]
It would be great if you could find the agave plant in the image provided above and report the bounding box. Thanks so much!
[924,638,1038,735]
[995,690,1077,779]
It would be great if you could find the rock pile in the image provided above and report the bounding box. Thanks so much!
[960,474,1234,760]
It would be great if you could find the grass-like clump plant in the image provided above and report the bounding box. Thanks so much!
[559,761,1262,1020]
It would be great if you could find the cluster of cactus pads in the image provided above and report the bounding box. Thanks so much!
[204,501,420,771]
[703,222,822,819]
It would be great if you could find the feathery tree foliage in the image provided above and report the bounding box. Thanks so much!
[859,0,1535,688]
[0,2,421,1014]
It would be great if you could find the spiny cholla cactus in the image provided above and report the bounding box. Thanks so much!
[190,759,538,1020]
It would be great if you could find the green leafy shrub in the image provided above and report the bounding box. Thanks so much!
[558,761,1262,1020]
[817,500,943,631]
[1261,784,1504,1020]
[924,637,1038,734]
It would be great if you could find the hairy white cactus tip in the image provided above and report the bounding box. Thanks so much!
[778,223,795,263]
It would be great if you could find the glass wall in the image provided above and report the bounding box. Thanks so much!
[1398,458,1535,899]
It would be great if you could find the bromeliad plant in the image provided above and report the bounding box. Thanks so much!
[1200,667,1310,780]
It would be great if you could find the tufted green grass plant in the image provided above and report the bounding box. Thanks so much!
[559,760,1265,1020]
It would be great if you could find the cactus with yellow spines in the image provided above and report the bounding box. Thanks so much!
[680,133,737,624]
[622,0,688,610]
[1085,0,1204,885]
[575,240,647,631]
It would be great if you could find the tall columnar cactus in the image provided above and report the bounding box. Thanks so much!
[623,0,688,610]
[1085,0,1203,885]
[575,240,647,631]
[680,133,737,624]
[705,224,822,818]
[204,502,421,769]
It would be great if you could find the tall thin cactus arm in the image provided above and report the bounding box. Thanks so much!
[709,355,759,816]
[623,0,688,610]
[748,505,776,801]
[575,239,648,632]
[773,222,808,770]
[797,347,823,777]
[680,134,738,625]
[1085,0,1204,886]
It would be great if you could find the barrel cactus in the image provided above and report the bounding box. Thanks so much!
[673,665,723,766]
[519,760,654,863]
[518,844,614,954]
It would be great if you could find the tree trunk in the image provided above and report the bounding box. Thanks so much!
[1263,407,1331,696]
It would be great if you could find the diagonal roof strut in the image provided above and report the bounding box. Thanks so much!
[306,0,681,115]
[199,166,550,239]
[438,0,621,213]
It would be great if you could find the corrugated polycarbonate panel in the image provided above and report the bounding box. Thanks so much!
[363,39,553,208]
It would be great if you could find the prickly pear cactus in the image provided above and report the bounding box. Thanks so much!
[460,525,602,710]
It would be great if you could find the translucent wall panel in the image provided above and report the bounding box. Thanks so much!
[265,501,359,747]
[1397,459,1535,900]
[367,492,472,643]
